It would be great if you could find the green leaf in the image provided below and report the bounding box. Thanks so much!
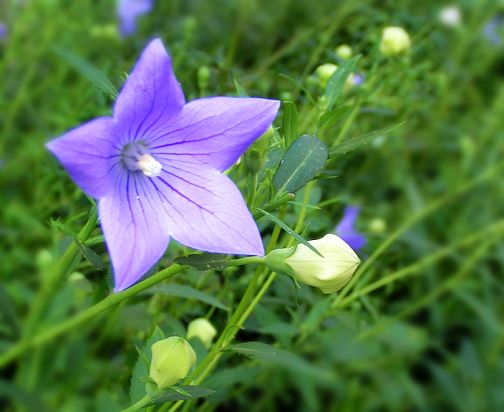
[272,134,328,194]
[328,122,405,157]
[174,253,230,271]
[146,284,230,311]
[224,342,332,381]
[135,345,151,370]
[282,101,299,148]
[75,242,104,269]
[0,379,53,412]
[233,79,249,97]
[255,209,322,257]
[278,73,317,107]
[146,385,215,405]
[319,106,351,129]
[0,284,21,338]
[300,296,332,333]
[259,322,300,336]
[130,327,165,404]
[52,220,104,269]
[325,55,361,110]
[52,46,118,100]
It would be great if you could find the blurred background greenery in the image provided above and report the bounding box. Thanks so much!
[1,0,504,411]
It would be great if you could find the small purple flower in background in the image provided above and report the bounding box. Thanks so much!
[353,74,364,86]
[335,206,367,251]
[0,23,6,39]
[47,39,280,291]
[117,0,153,37]
[483,16,501,45]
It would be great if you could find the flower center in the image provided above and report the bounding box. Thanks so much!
[121,142,162,177]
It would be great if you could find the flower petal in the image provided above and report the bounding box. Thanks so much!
[113,38,185,146]
[147,96,280,172]
[336,206,359,234]
[46,117,117,199]
[148,157,264,256]
[98,170,171,291]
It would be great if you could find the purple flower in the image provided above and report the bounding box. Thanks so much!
[335,206,367,251]
[117,0,153,37]
[47,39,280,291]
[0,23,6,39]
[483,16,501,45]
[353,74,364,86]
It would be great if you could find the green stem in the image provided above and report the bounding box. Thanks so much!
[252,192,294,220]
[357,237,497,340]
[0,264,187,369]
[229,256,265,266]
[247,173,258,208]
[331,160,504,311]
[24,208,98,338]
[120,394,152,412]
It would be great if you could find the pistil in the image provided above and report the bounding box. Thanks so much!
[121,142,162,177]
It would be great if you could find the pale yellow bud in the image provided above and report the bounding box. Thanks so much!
[379,27,411,56]
[186,318,217,349]
[285,234,360,294]
[369,218,386,233]
[439,6,461,27]
[315,63,356,90]
[149,337,196,389]
[335,44,353,60]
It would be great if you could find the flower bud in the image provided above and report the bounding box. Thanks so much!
[335,44,352,60]
[243,125,274,174]
[149,337,196,390]
[315,64,358,90]
[186,318,217,349]
[369,218,386,233]
[197,66,210,92]
[268,234,360,294]
[439,6,461,27]
[379,27,411,56]
[315,63,338,88]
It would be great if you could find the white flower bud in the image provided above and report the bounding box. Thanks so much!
[379,27,411,56]
[369,218,386,233]
[439,6,461,27]
[284,234,360,294]
[315,64,357,90]
[335,44,353,60]
[186,318,217,349]
[149,337,196,390]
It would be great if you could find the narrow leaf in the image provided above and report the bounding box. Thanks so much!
[255,208,322,257]
[52,220,104,269]
[328,122,405,157]
[52,46,118,99]
[146,284,230,311]
[272,134,328,194]
[0,285,21,338]
[282,101,299,148]
[278,73,317,107]
[233,79,249,97]
[174,253,230,271]
[146,386,215,405]
[224,342,332,381]
[319,106,351,129]
[325,55,361,110]
[135,345,151,370]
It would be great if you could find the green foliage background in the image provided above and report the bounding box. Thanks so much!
[1,0,503,411]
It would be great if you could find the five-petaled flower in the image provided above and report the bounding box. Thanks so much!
[335,206,367,251]
[46,39,280,291]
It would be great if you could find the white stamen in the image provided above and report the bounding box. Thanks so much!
[137,154,162,177]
